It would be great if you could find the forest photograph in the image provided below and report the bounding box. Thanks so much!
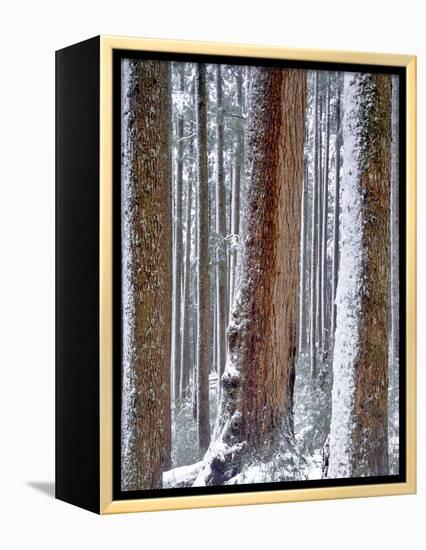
[119,56,401,493]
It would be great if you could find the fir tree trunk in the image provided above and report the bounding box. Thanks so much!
[173,65,185,402]
[121,59,172,489]
[310,71,319,379]
[195,63,211,455]
[328,73,391,478]
[331,72,343,343]
[203,67,306,484]
[215,65,227,388]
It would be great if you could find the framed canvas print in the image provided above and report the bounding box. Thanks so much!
[55,36,416,514]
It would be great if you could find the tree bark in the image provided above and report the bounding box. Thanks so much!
[328,73,391,478]
[173,65,185,402]
[310,71,319,379]
[195,63,211,456]
[203,67,306,484]
[120,59,172,489]
[215,65,227,391]
[331,72,343,343]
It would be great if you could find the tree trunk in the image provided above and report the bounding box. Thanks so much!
[173,65,185,402]
[321,75,331,356]
[331,72,343,343]
[229,68,244,309]
[195,63,211,456]
[310,71,319,379]
[215,65,227,390]
[203,67,306,484]
[328,73,391,478]
[180,137,193,398]
[120,59,172,489]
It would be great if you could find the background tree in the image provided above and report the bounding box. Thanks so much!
[195,63,211,456]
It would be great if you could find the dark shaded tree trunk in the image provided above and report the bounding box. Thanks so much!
[121,59,172,489]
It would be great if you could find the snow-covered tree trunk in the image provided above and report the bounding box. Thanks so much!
[199,67,306,485]
[195,63,211,455]
[215,65,227,388]
[321,76,331,356]
[229,68,244,312]
[180,136,194,398]
[310,71,319,378]
[173,65,185,402]
[388,75,400,473]
[328,72,391,478]
[121,59,172,489]
[331,72,343,343]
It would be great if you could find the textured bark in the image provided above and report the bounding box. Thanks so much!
[195,63,211,455]
[328,73,391,478]
[205,67,306,483]
[121,59,172,490]
[389,75,400,373]
[173,66,185,402]
[352,74,391,476]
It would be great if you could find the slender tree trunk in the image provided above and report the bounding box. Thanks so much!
[215,65,227,391]
[180,138,193,398]
[321,75,331,355]
[173,65,185,402]
[389,75,400,373]
[195,63,211,455]
[202,67,306,484]
[229,68,244,309]
[121,59,172,489]
[298,161,309,354]
[310,71,319,379]
[316,95,324,360]
[328,73,391,478]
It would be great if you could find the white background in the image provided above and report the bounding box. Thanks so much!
[0,0,423,548]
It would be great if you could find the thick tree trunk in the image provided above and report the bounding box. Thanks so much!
[121,59,172,489]
[202,67,306,484]
[328,73,391,478]
[195,63,211,455]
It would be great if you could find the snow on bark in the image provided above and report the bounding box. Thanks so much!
[121,59,136,474]
[388,74,400,473]
[327,72,364,478]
